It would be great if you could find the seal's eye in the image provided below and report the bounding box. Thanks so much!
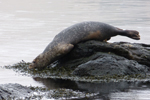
[33,61,35,63]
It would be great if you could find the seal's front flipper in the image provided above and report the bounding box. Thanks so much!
[39,43,74,67]
[57,43,74,56]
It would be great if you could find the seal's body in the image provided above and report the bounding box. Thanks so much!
[29,21,140,69]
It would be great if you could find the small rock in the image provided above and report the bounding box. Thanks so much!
[0,83,32,100]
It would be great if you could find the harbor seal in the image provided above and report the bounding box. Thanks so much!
[29,21,140,69]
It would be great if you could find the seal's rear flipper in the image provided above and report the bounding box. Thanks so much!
[118,30,140,40]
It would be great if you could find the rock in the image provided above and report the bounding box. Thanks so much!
[0,83,96,100]
[5,41,150,79]
[66,41,150,66]
[2,41,150,99]
[73,52,148,76]
[51,40,150,77]
[0,83,32,100]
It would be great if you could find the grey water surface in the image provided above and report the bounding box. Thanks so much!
[0,0,150,99]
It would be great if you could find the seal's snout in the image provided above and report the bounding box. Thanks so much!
[28,63,34,69]
[28,64,33,69]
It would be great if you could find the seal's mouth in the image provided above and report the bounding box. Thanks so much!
[28,60,37,69]
[28,63,34,69]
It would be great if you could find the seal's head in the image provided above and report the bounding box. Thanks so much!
[29,58,40,69]
[29,53,46,69]
[29,59,38,69]
[125,30,140,40]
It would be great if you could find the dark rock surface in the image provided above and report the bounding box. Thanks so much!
[51,40,150,77]
[73,53,148,76]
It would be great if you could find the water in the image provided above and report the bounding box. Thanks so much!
[0,0,150,99]
[33,77,150,100]
[0,0,150,66]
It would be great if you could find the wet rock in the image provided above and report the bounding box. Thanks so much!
[63,40,150,67]
[73,52,148,76]
[4,40,150,80]
[0,83,32,100]
[0,83,96,100]
[2,41,150,99]
[51,40,150,77]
